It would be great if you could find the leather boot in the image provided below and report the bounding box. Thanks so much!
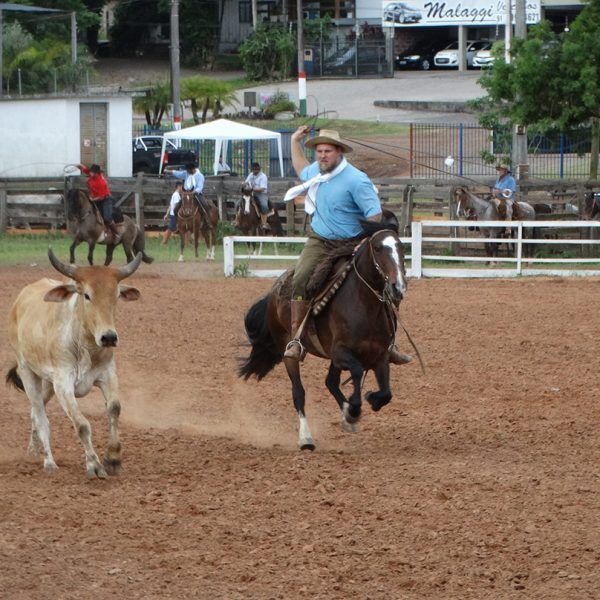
[108,221,121,244]
[389,346,412,365]
[284,300,310,361]
[260,213,270,230]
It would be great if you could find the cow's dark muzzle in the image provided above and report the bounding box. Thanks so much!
[100,332,118,347]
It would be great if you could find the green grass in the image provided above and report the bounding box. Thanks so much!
[0,232,230,267]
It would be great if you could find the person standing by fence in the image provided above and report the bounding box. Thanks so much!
[162,180,183,245]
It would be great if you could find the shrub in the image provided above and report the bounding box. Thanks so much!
[239,25,295,81]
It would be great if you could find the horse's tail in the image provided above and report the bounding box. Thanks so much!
[133,228,154,264]
[6,364,24,392]
[238,295,281,381]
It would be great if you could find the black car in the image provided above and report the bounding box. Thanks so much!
[395,40,448,71]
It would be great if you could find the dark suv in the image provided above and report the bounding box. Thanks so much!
[325,46,389,76]
[395,40,449,71]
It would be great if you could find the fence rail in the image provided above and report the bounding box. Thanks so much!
[224,221,600,279]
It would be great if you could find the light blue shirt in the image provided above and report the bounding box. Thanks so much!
[493,174,516,200]
[300,162,381,240]
[172,169,205,194]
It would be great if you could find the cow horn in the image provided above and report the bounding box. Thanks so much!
[117,252,143,280]
[48,247,78,280]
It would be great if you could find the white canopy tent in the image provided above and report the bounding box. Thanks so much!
[160,118,284,176]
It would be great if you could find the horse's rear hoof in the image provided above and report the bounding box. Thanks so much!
[366,391,391,412]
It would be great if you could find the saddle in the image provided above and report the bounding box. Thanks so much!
[496,198,521,220]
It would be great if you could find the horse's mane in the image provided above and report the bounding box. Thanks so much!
[67,188,87,220]
[360,208,399,236]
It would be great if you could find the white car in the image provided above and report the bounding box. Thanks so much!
[473,48,495,68]
[434,40,491,68]
[383,2,422,24]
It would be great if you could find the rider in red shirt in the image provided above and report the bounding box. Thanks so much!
[77,163,120,241]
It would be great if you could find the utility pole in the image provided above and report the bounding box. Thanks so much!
[71,11,77,64]
[0,9,3,98]
[513,0,528,179]
[252,0,258,29]
[296,0,306,116]
[504,0,512,63]
[170,0,182,130]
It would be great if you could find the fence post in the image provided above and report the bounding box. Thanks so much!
[516,222,523,275]
[0,189,7,232]
[286,199,295,235]
[459,123,464,177]
[216,178,225,220]
[223,236,234,276]
[559,133,565,179]
[411,221,422,279]
[448,186,458,255]
[134,172,144,229]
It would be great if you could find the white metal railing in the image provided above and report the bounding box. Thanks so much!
[223,221,600,279]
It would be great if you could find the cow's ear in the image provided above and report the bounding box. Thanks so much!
[118,285,140,302]
[44,284,78,302]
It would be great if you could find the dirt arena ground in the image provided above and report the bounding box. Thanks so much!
[1,261,599,599]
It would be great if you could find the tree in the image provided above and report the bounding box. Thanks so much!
[474,4,600,178]
[180,77,237,123]
[133,80,171,128]
[239,25,295,81]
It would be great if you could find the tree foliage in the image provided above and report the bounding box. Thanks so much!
[476,2,600,131]
[133,80,171,128]
[239,25,295,81]
[180,77,237,123]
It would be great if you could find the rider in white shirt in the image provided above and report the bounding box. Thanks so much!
[244,162,270,230]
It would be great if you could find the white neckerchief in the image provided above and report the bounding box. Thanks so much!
[283,157,348,215]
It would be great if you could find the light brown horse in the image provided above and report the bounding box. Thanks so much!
[176,191,219,261]
[67,189,153,266]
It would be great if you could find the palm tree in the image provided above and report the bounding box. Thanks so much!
[133,80,171,128]
[181,76,238,124]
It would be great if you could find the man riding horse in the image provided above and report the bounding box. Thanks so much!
[282,126,411,366]
[166,162,211,215]
[77,163,121,243]
[491,162,519,221]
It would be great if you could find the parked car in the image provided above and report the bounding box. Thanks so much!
[434,40,491,68]
[383,2,422,23]
[395,40,450,70]
[325,46,389,75]
[132,135,197,175]
[473,47,495,68]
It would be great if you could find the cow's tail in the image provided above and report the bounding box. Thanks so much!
[6,365,24,392]
[238,295,282,381]
[133,228,154,264]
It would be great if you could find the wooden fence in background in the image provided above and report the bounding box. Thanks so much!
[2,176,599,244]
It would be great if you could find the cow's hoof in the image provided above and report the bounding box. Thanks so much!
[43,460,58,473]
[103,456,122,476]
[86,463,108,479]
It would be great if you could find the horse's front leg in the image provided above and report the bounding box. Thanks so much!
[69,236,83,265]
[365,359,392,412]
[194,227,199,258]
[178,231,186,262]
[332,346,364,427]
[325,362,357,433]
[104,243,116,266]
[87,241,96,266]
[284,358,315,450]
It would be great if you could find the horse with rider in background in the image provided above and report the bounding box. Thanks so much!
[234,183,284,253]
[239,217,411,450]
[175,190,219,261]
[67,188,153,266]
[455,187,536,259]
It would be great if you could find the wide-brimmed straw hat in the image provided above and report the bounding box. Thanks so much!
[304,129,353,153]
[495,162,511,171]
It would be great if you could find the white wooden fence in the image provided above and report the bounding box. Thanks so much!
[223,220,600,279]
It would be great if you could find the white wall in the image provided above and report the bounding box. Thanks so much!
[0,95,132,178]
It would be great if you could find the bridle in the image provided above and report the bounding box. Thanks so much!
[352,229,403,305]
[178,192,199,221]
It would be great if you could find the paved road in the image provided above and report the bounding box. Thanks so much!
[238,71,484,124]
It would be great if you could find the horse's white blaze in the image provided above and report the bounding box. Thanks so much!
[382,235,407,296]
[243,195,251,215]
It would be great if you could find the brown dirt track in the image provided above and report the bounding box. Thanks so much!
[1,262,599,599]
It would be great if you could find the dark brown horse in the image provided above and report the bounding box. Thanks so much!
[239,219,408,450]
[582,192,600,220]
[177,191,219,261]
[175,190,201,262]
[67,188,153,266]
[234,184,284,253]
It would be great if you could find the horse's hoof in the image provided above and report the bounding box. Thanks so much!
[366,391,391,412]
[178,255,184,262]
[341,418,357,433]
[299,440,315,451]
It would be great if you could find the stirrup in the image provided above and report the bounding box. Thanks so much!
[284,338,305,360]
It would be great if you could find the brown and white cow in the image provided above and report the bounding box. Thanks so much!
[6,248,141,478]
